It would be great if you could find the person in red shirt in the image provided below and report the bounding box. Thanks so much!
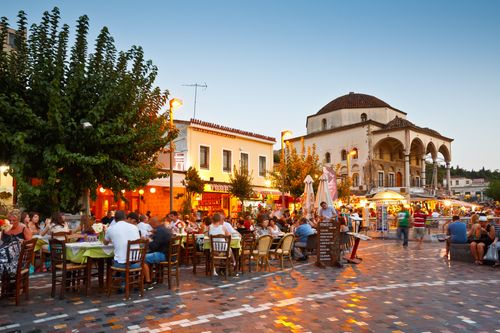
[412,205,427,246]
[243,214,254,231]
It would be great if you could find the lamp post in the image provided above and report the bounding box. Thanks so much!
[168,98,183,213]
[80,119,93,216]
[280,130,292,209]
[346,149,357,205]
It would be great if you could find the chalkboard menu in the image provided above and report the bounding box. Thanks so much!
[316,219,340,268]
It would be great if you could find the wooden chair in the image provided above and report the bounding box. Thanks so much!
[191,234,209,275]
[252,235,273,271]
[239,232,255,273]
[183,232,197,265]
[1,239,36,305]
[107,239,148,299]
[157,236,181,289]
[49,238,88,299]
[209,234,232,280]
[270,233,295,269]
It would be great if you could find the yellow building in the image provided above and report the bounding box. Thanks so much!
[160,119,278,216]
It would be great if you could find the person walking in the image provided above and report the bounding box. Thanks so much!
[396,205,410,247]
[412,205,427,247]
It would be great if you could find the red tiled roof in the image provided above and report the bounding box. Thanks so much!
[315,92,405,116]
[189,119,276,142]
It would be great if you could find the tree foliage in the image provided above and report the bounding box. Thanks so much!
[229,166,254,205]
[181,166,205,212]
[270,141,322,200]
[485,180,500,202]
[0,8,175,215]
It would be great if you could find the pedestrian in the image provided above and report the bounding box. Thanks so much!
[412,205,427,246]
[397,205,410,247]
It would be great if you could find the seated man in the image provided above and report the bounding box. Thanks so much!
[445,215,467,258]
[104,210,140,269]
[293,217,315,261]
[143,217,172,284]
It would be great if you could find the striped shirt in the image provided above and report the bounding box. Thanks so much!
[412,211,427,228]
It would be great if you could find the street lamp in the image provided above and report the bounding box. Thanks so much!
[346,149,357,205]
[169,98,183,213]
[81,120,93,216]
[280,130,292,209]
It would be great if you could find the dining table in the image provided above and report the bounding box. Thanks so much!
[65,241,115,294]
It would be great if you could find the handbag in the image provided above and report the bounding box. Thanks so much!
[0,240,21,275]
[484,243,499,262]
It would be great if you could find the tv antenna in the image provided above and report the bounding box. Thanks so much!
[182,82,207,119]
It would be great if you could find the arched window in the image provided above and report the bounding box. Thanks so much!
[325,152,331,163]
[352,148,358,159]
[361,113,367,122]
[322,118,327,130]
[341,149,347,161]
[352,173,359,187]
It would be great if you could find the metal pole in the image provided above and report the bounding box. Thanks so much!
[170,108,174,213]
[281,133,285,209]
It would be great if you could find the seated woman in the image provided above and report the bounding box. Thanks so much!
[40,212,70,240]
[184,215,200,234]
[469,215,495,265]
[27,212,41,235]
[1,209,33,243]
[236,219,247,234]
[267,219,282,237]
[76,215,97,240]
[255,220,271,237]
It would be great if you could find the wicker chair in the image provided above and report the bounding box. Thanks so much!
[209,234,232,280]
[157,236,181,289]
[49,238,88,299]
[239,232,255,273]
[270,233,295,269]
[107,239,148,299]
[252,235,273,271]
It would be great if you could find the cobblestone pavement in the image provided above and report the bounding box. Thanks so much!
[1,240,499,333]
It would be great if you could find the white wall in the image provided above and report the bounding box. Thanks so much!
[307,107,405,134]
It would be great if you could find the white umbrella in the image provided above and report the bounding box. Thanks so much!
[315,172,334,213]
[303,175,315,218]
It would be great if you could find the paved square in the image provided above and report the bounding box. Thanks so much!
[1,240,499,332]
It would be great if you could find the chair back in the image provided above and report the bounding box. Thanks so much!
[49,238,67,267]
[169,235,182,263]
[51,231,71,242]
[241,232,255,252]
[210,234,231,258]
[256,235,273,255]
[278,233,294,255]
[16,238,36,274]
[126,239,148,267]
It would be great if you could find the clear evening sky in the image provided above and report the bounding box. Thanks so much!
[3,1,500,170]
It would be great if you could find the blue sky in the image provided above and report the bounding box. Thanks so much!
[3,1,500,170]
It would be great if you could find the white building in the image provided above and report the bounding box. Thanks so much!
[445,177,489,202]
[289,92,454,195]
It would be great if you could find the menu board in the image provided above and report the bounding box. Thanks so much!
[316,219,340,268]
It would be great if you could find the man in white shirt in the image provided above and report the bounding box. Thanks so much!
[104,210,141,268]
[319,201,337,221]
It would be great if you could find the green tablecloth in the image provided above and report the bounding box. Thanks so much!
[203,237,241,250]
[65,242,114,264]
[34,237,48,252]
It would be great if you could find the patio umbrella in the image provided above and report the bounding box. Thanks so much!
[303,175,315,218]
[315,172,334,213]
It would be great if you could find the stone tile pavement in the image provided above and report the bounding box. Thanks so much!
[0,240,499,332]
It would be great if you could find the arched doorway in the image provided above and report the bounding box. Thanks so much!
[396,172,403,187]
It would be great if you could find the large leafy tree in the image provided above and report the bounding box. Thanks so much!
[0,8,175,215]
[270,141,322,201]
[485,180,500,202]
